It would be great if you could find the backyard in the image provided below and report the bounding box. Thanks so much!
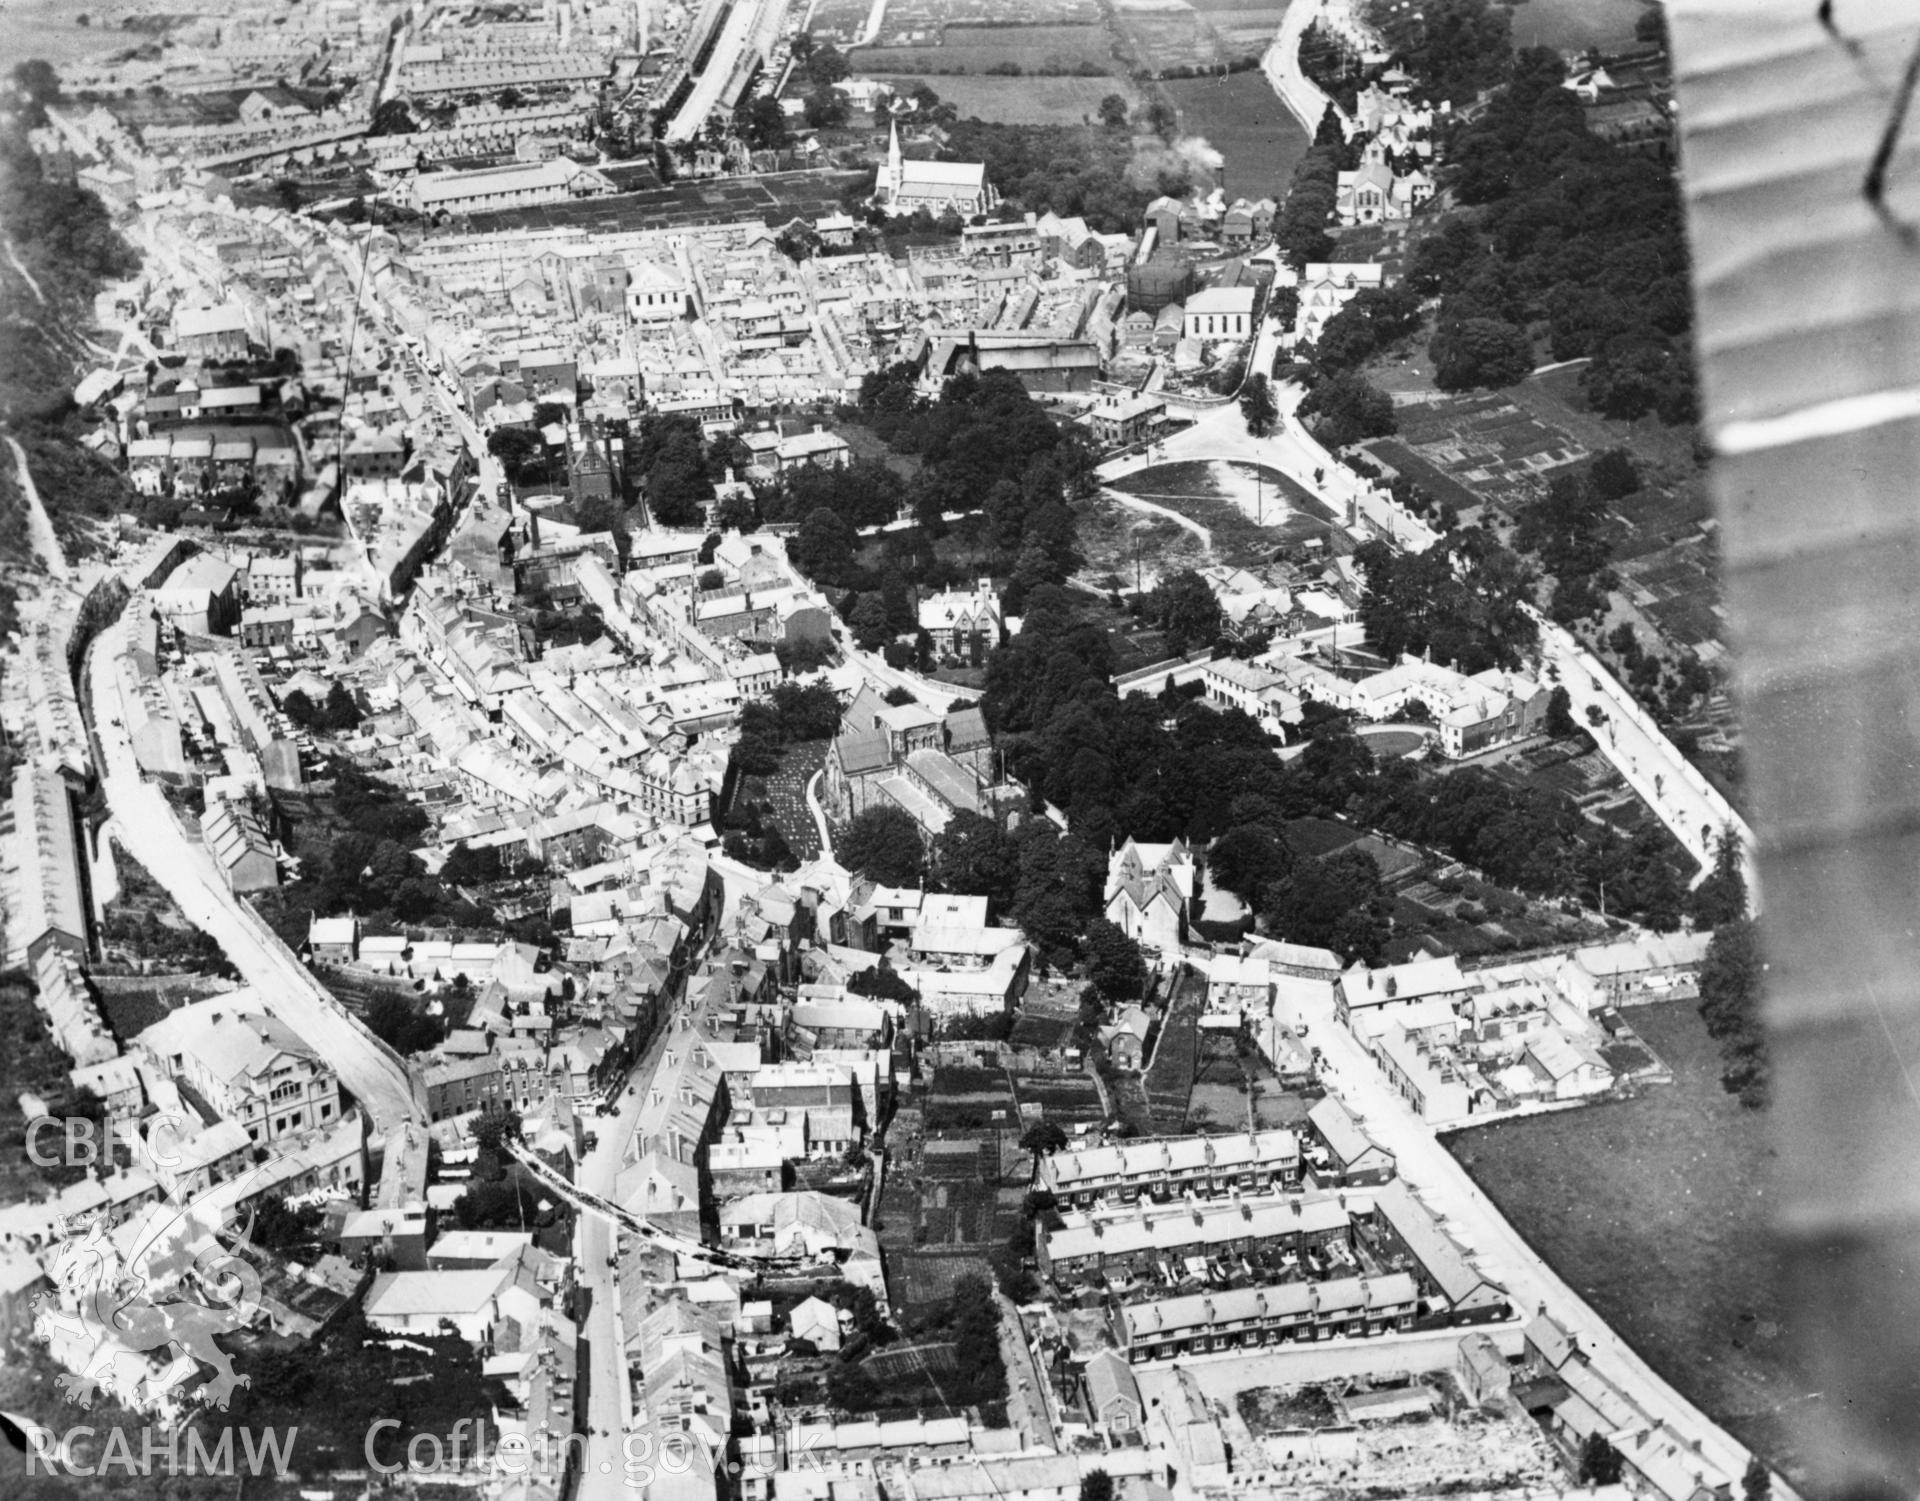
[1448,1000,1816,1477]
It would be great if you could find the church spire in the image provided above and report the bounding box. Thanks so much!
[887,119,902,201]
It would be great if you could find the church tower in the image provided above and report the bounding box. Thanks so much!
[886,120,903,204]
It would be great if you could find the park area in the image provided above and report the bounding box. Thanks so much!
[1107,459,1347,565]
[1447,1000,1818,1475]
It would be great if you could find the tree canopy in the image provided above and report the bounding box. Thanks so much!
[839,806,926,887]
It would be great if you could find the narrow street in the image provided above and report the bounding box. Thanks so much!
[1533,612,1757,900]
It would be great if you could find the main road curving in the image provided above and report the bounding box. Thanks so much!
[85,630,422,1134]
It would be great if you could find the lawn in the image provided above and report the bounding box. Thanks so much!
[874,73,1141,124]
[1448,1001,1816,1475]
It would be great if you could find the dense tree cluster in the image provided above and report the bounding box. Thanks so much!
[828,1271,1004,1411]
[627,412,715,526]
[284,680,363,733]
[1271,109,1348,267]
[833,366,1091,608]
[937,107,1192,234]
[1350,532,1536,672]
[1698,920,1766,1104]
[1388,0,1514,110]
[1298,371,1398,448]
[1239,373,1278,437]
[838,806,927,888]
[234,1309,503,1475]
[1511,471,1614,624]
[1312,285,1425,376]
[0,87,143,575]
[732,682,845,775]
[363,990,447,1056]
[1424,48,1696,419]
[1145,568,1225,656]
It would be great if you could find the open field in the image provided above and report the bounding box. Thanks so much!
[874,73,1142,124]
[10,0,171,66]
[857,25,1116,74]
[1510,0,1651,53]
[1109,458,1346,563]
[1448,1001,1818,1476]
[1162,71,1309,202]
[1191,0,1290,55]
[1114,1,1224,73]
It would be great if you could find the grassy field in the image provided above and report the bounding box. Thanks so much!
[1508,0,1651,52]
[1162,72,1309,203]
[874,73,1141,124]
[1448,1001,1817,1475]
[857,26,1117,74]
[1110,459,1345,562]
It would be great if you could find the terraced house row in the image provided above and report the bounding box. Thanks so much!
[1034,1128,1302,1206]
[1112,1273,1424,1361]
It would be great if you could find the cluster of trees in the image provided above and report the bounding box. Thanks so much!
[259,758,501,939]
[1145,568,1226,656]
[627,412,717,527]
[1697,918,1767,1105]
[1272,109,1348,267]
[1350,532,1537,673]
[938,103,1193,234]
[0,78,144,574]
[1389,0,1514,112]
[1298,371,1398,448]
[720,795,798,871]
[234,1309,503,1476]
[1207,741,1396,961]
[1239,373,1277,438]
[1344,739,1695,929]
[1511,470,1615,623]
[790,35,854,130]
[736,682,844,767]
[1313,284,1426,377]
[363,990,447,1056]
[827,1271,1004,1412]
[441,840,542,887]
[283,680,363,733]
[1421,48,1696,420]
[838,805,926,889]
[0,969,117,1190]
[835,365,1092,610]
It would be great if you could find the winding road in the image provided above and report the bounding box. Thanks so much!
[1104,489,1214,557]
[85,632,421,1135]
